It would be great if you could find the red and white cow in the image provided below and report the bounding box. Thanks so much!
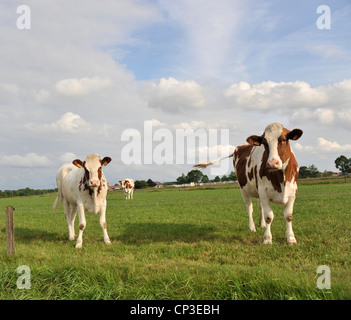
[195,123,303,244]
[119,179,135,199]
[53,154,112,248]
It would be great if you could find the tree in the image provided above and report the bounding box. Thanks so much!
[228,171,237,181]
[176,173,187,185]
[322,170,333,177]
[134,180,147,189]
[221,175,229,181]
[185,169,204,184]
[214,176,221,182]
[298,165,319,179]
[307,164,319,178]
[335,155,351,183]
[299,166,309,179]
[201,175,209,183]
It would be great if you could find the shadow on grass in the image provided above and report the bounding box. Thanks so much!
[1,227,63,243]
[116,223,218,244]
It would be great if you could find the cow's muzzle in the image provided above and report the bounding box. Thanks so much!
[267,159,283,171]
[89,180,100,188]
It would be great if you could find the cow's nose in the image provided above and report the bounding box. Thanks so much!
[90,180,100,187]
[268,159,280,169]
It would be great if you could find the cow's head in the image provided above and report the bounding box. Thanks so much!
[246,123,303,171]
[73,154,111,188]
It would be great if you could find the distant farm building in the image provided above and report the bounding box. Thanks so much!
[147,179,164,188]
[108,185,123,191]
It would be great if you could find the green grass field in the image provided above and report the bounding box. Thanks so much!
[0,182,350,300]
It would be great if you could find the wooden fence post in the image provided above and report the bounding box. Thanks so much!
[5,206,15,255]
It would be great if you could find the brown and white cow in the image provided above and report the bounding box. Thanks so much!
[195,123,303,244]
[53,154,112,248]
[119,179,134,199]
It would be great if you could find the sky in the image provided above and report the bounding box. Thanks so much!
[0,0,351,189]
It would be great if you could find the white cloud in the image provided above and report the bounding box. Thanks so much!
[142,77,207,113]
[59,152,78,164]
[0,82,19,95]
[295,138,351,154]
[25,112,91,134]
[55,77,113,97]
[317,137,351,153]
[0,153,54,168]
[174,121,207,130]
[223,80,328,111]
[52,112,89,133]
[32,89,50,103]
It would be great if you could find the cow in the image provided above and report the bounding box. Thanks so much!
[53,154,112,248]
[119,179,135,199]
[195,123,303,245]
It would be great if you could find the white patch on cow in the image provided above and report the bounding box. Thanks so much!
[264,122,283,169]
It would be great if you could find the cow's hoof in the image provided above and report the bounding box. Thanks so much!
[75,243,82,249]
[263,239,272,245]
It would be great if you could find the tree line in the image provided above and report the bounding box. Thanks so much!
[176,170,237,184]
[1,156,350,197]
[0,187,57,198]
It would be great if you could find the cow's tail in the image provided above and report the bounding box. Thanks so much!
[194,151,235,168]
[53,187,61,213]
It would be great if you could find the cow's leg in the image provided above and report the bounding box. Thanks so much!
[75,202,86,248]
[260,197,274,244]
[242,193,256,232]
[67,204,77,241]
[62,198,73,241]
[258,199,266,229]
[131,189,134,199]
[99,205,111,245]
[284,197,297,245]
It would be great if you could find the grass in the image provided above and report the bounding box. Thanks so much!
[0,182,350,300]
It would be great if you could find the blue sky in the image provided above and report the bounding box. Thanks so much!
[118,0,351,85]
[0,0,351,189]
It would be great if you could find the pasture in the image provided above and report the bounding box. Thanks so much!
[0,182,350,300]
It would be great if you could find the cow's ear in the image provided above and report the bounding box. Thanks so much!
[246,135,263,146]
[287,129,303,141]
[101,157,112,166]
[73,159,84,168]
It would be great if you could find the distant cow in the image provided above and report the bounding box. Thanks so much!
[195,123,303,244]
[119,179,134,199]
[53,154,112,248]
